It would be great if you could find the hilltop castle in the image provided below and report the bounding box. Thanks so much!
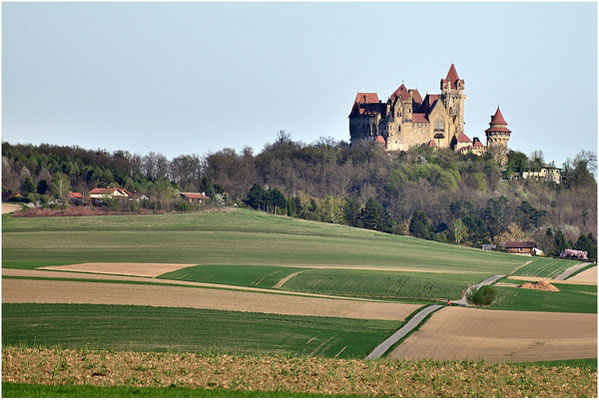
[349,65,511,165]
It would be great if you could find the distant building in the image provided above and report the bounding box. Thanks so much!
[482,244,496,251]
[504,241,537,255]
[511,165,562,184]
[180,192,210,204]
[349,64,511,165]
[89,187,129,200]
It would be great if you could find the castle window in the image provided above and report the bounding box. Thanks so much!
[434,119,445,131]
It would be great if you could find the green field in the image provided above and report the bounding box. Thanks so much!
[160,265,308,288]
[1,209,537,275]
[511,258,581,278]
[490,279,597,313]
[2,303,398,359]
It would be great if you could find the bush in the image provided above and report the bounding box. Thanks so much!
[467,285,497,306]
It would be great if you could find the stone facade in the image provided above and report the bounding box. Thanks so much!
[349,65,510,161]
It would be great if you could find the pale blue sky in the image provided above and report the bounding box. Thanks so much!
[2,2,597,166]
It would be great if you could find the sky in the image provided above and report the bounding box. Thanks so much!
[2,2,597,166]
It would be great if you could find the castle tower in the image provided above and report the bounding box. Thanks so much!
[485,106,511,166]
[440,64,466,133]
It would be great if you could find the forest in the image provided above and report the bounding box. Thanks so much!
[2,132,597,258]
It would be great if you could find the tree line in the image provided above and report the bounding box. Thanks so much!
[2,133,597,258]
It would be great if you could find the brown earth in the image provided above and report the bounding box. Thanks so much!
[2,203,22,214]
[494,282,519,288]
[567,267,597,283]
[2,278,420,321]
[389,307,597,363]
[38,262,474,275]
[507,275,596,286]
[38,263,196,277]
[3,347,596,398]
[519,281,560,292]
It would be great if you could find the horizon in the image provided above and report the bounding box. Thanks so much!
[2,2,597,167]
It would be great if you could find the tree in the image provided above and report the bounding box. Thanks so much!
[483,197,509,241]
[51,172,70,201]
[36,179,48,195]
[244,184,267,211]
[267,188,287,214]
[344,198,362,227]
[409,211,431,239]
[451,219,467,244]
[360,198,394,233]
[20,178,35,197]
[318,196,346,224]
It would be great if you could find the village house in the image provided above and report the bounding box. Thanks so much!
[503,241,537,255]
[510,165,562,184]
[180,192,210,204]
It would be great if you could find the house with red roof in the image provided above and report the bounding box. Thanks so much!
[348,65,512,165]
[89,188,130,202]
[180,192,210,204]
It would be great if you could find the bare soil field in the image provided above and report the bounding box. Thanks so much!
[38,263,196,277]
[3,346,596,398]
[2,278,420,321]
[494,282,519,287]
[568,267,597,283]
[39,262,473,275]
[507,275,596,286]
[2,203,22,214]
[390,307,597,363]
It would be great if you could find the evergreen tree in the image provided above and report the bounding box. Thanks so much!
[36,179,48,195]
[554,230,567,256]
[244,183,267,211]
[409,211,431,239]
[344,198,362,227]
[20,178,35,196]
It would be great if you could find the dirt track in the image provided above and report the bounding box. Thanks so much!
[389,307,597,363]
[1,203,22,214]
[507,275,596,286]
[567,266,597,283]
[2,278,420,321]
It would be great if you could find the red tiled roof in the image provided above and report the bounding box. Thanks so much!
[504,241,536,248]
[70,192,83,198]
[427,139,438,148]
[441,64,464,89]
[350,102,386,118]
[354,92,379,105]
[409,89,423,104]
[374,135,386,144]
[455,131,472,143]
[90,188,118,194]
[490,106,508,125]
[421,94,439,113]
[411,113,428,123]
[181,192,210,200]
[456,145,472,153]
[472,137,486,148]
[391,84,410,102]
[485,126,512,133]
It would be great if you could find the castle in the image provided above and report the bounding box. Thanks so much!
[349,65,511,165]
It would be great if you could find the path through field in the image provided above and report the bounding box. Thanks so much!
[2,278,421,321]
[506,275,596,286]
[555,262,592,280]
[567,266,597,283]
[450,274,505,306]
[389,307,597,363]
[1,203,21,214]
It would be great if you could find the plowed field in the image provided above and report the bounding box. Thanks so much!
[390,307,597,362]
[568,267,597,283]
[38,262,195,277]
[2,278,420,321]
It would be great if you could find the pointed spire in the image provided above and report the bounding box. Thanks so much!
[445,64,460,83]
[490,106,508,126]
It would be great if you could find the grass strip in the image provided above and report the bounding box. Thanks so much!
[2,303,400,358]
[1,382,353,398]
[509,358,597,370]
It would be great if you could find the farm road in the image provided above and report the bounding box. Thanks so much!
[450,274,505,306]
[1,203,21,214]
[365,304,444,360]
[556,262,592,280]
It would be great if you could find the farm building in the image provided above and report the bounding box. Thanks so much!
[503,241,537,255]
[89,187,129,199]
[181,192,210,203]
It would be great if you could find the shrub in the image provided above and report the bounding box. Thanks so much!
[467,285,497,306]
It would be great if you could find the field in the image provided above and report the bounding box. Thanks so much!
[3,208,597,397]
[390,307,597,363]
[3,346,596,398]
[568,266,598,283]
[511,258,581,278]
[489,279,597,313]
[2,303,400,358]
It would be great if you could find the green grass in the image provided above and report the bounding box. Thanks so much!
[160,265,308,288]
[2,303,399,358]
[281,269,487,301]
[511,258,581,278]
[1,382,349,398]
[489,279,597,313]
[510,358,597,370]
[1,209,536,274]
